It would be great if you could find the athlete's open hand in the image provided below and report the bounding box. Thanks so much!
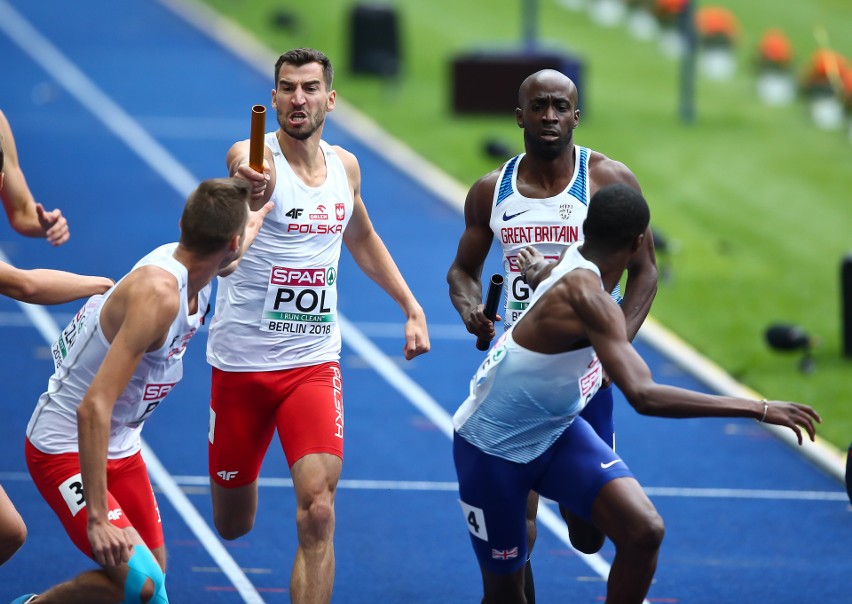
[244,201,274,250]
[763,400,821,445]
[517,246,545,281]
[218,201,274,278]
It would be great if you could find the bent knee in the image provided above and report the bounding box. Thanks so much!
[125,545,166,604]
[300,498,334,525]
[214,513,254,541]
[0,520,26,562]
[7,520,26,549]
[626,512,665,552]
[296,498,335,539]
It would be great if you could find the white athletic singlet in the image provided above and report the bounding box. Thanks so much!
[26,243,211,458]
[490,148,591,327]
[452,243,604,463]
[206,136,353,371]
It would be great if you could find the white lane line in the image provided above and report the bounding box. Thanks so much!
[642,487,848,501]
[0,3,263,601]
[5,472,843,502]
[166,475,850,502]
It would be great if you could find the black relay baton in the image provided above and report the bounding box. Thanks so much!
[476,274,504,351]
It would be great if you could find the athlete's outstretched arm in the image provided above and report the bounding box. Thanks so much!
[0,261,113,304]
[581,291,820,445]
[339,147,430,360]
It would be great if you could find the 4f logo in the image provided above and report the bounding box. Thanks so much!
[217,471,239,481]
[286,208,304,220]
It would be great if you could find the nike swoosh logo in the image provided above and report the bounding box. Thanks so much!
[600,459,622,469]
[502,209,530,221]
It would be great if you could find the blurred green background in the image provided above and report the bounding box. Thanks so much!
[198,0,852,449]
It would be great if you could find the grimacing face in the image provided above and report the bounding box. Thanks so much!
[272,62,335,142]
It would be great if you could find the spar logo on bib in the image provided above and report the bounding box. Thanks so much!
[262,266,338,334]
[271,267,332,287]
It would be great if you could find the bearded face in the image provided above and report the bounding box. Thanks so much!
[272,62,335,142]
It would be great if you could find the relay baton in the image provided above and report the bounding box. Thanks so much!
[248,104,266,173]
[476,274,504,351]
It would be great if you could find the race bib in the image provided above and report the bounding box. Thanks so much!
[51,295,102,370]
[260,266,337,336]
[504,254,559,327]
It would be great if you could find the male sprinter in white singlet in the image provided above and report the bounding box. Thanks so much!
[15,178,269,604]
[207,47,430,604]
[453,184,819,604]
[447,69,657,600]
[493,144,624,326]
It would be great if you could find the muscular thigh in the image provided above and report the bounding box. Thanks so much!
[107,452,164,551]
[275,361,344,467]
[25,439,159,558]
[209,367,283,487]
[209,363,345,486]
[453,433,531,575]
[534,417,633,522]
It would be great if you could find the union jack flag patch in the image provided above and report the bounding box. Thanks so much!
[491,546,519,560]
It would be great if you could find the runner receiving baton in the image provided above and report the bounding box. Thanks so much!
[477,274,504,350]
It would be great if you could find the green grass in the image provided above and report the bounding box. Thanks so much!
[199,0,852,450]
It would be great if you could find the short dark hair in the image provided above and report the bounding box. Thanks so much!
[179,178,250,254]
[583,184,650,250]
[274,48,334,90]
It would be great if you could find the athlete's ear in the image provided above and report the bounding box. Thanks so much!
[271,88,277,109]
[631,232,645,253]
[515,107,523,128]
[573,110,580,128]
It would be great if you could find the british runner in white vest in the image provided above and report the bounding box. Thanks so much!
[447,69,658,600]
[452,183,819,604]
